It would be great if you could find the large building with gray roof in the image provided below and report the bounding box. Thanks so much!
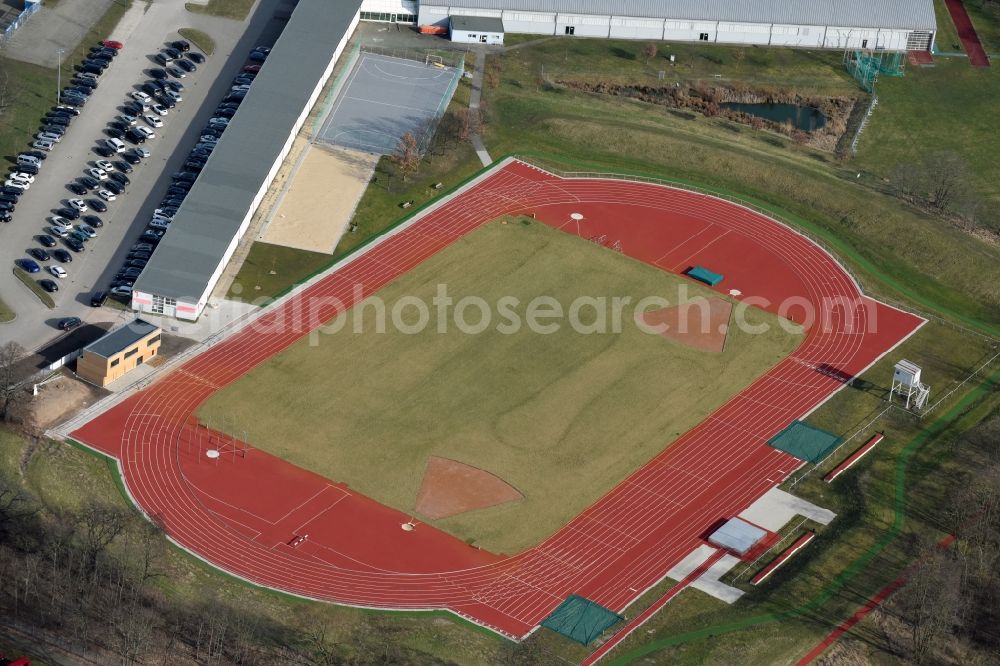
[130,0,362,320]
[365,0,936,50]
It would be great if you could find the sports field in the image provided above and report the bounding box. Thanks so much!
[198,219,802,554]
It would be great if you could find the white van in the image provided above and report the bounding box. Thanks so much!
[17,154,41,167]
[104,137,127,153]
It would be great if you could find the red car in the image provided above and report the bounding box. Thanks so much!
[242,64,261,73]
[102,39,124,50]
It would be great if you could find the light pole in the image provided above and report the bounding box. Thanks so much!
[56,48,64,104]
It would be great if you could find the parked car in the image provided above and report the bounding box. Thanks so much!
[16,258,40,273]
[111,285,132,299]
[97,188,116,201]
[38,234,57,248]
[32,140,55,151]
[149,68,168,80]
[82,214,103,228]
[176,59,196,73]
[67,182,88,196]
[89,199,108,213]
[166,66,186,79]
[28,248,50,262]
[64,237,84,253]
[135,126,155,140]
[102,39,124,50]
[144,114,163,128]
[48,265,67,278]
[78,175,100,190]
[68,198,89,212]
[188,52,205,64]
[130,91,152,105]
[105,127,125,140]
[58,317,82,330]
[170,40,190,52]
[94,146,117,158]
[103,181,124,196]
[39,279,59,293]
[55,207,80,220]
[104,137,127,153]
[122,151,141,165]
[114,160,133,174]
[87,168,108,181]
[53,249,72,263]
[108,171,129,186]
[90,290,108,307]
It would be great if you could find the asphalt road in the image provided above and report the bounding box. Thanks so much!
[0,0,287,354]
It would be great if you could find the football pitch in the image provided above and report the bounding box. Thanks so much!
[198,219,802,554]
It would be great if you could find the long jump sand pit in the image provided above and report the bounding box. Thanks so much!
[258,145,378,254]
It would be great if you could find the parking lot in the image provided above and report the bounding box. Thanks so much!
[0,0,289,352]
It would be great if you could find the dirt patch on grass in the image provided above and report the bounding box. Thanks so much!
[638,297,732,353]
[415,456,523,520]
[24,375,107,433]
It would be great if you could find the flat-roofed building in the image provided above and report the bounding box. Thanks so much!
[76,319,162,387]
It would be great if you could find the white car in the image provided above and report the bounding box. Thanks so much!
[111,285,132,298]
[164,90,182,102]
[48,265,67,279]
[87,168,109,181]
[10,172,34,184]
[149,218,170,229]
[77,223,98,238]
[116,114,137,126]
[150,104,168,117]
[105,138,127,153]
[135,126,155,140]
[4,180,28,190]
[68,198,88,212]
[97,189,116,202]
[50,216,73,231]
[200,135,218,143]
[136,147,151,158]
[49,226,69,238]
[130,91,152,105]
[95,159,115,171]
[144,114,163,128]
[32,140,55,151]
[36,132,61,143]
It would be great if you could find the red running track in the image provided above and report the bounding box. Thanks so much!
[72,160,923,639]
[944,0,991,67]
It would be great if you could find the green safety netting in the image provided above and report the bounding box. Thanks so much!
[541,595,623,645]
[768,421,841,464]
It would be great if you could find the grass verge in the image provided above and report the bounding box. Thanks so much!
[226,242,335,301]
[0,294,14,322]
[185,0,255,21]
[13,269,55,308]
[202,219,802,553]
[177,27,216,55]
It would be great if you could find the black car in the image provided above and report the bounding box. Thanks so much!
[108,171,129,185]
[89,199,108,213]
[163,80,184,92]
[58,316,81,330]
[170,40,190,52]
[177,59,196,73]
[73,78,98,90]
[167,182,191,193]
[104,180,124,195]
[64,237,84,252]
[128,259,147,268]
[188,52,205,64]
[79,175,100,189]
[106,127,125,140]
[114,160,133,174]
[77,64,103,76]
[59,96,85,107]
[215,108,236,119]
[154,53,171,66]
[161,199,184,208]
[129,251,151,261]
[90,290,108,307]
[185,161,204,171]
[53,106,80,116]
[41,124,66,136]
[0,194,19,204]
[56,207,80,220]
[109,120,130,133]
[164,47,182,59]
[132,243,154,252]
[17,163,40,175]
[0,202,16,213]
[46,115,71,126]
[1,186,23,196]
[141,82,160,96]
[125,129,146,144]
[82,214,103,228]
[28,247,51,261]
[38,234,57,248]
[0,212,11,223]
[95,145,116,158]
[123,101,144,116]
[66,85,92,97]
[139,232,161,243]
[155,96,176,109]
[149,68,168,80]
[122,151,141,165]
[173,171,197,182]
[68,182,88,196]
[39,279,59,293]
[53,249,72,263]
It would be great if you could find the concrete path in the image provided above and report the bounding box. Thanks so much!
[2,0,115,67]
[468,48,492,166]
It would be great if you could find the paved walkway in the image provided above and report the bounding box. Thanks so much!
[944,0,991,66]
[2,0,114,66]
[468,48,492,166]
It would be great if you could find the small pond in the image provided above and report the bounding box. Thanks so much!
[720,102,827,131]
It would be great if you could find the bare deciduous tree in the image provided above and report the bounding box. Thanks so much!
[734,47,747,71]
[390,131,421,183]
[77,499,128,572]
[0,341,26,421]
[641,42,657,64]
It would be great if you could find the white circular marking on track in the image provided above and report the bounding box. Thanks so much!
[729,289,742,296]
[570,212,584,220]
[206,449,220,459]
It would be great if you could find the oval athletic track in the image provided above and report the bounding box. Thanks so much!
[72,159,924,639]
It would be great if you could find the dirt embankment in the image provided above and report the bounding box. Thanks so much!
[559,80,859,152]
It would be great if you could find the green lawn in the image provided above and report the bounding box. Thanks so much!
[933,0,963,52]
[177,27,216,55]
[965,0,1000,53]
[227,242,336,300]
[185,0,254,21]
[201,219,802,554]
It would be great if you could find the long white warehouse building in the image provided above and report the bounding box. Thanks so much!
[362,0,936,51]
